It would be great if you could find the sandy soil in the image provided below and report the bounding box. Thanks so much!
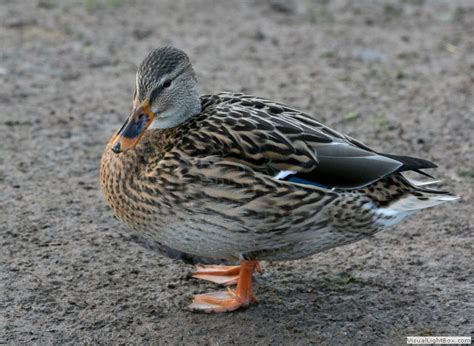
[1,0,473,344]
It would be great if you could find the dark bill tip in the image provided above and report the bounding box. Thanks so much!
[112,142,122,154]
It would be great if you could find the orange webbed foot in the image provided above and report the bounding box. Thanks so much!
[188,288,257,313]
[191,261,262,286]
[192,265,240,286]
[189,261,259,313]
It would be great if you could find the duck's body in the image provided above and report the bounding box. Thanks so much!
[101,92,453,261]
[100,48,456,313]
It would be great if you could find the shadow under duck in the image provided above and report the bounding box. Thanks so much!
[100,47,457,313]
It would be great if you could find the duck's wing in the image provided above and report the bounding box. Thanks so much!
[182,93,436,189]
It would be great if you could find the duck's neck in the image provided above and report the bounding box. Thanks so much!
[152,92,202,129]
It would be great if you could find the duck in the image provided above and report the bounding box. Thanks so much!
[100,46,457,313]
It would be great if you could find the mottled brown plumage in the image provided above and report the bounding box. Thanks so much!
[100,47,456,312]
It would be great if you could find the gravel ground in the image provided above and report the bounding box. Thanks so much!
[1,0,473,344]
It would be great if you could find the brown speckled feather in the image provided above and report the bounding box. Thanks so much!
[100,92,456,261]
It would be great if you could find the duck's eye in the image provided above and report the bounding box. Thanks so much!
[162,80,171,88]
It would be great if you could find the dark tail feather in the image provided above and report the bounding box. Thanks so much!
[413,169,435,179]
[380,153,437,173]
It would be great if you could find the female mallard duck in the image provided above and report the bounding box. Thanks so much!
[100,47,456,313]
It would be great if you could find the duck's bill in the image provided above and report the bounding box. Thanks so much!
[111,99,155,154]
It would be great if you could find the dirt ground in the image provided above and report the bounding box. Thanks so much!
[1,0,473,344]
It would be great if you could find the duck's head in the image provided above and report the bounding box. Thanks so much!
[111,47,201,153]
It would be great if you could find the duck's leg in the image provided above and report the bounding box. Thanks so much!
[192,262,262,286]
[189,260,259,313]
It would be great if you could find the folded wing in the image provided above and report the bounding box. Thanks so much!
[190,93,437,189]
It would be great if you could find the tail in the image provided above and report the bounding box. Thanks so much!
[374,175,458,227]
[381,153,439,179]
[394,176,459,210]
